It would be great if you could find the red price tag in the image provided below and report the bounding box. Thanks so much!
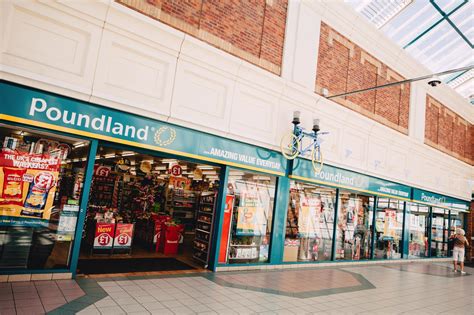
[116,233,129,245]
[97,233,111,246]
[170,164,182,176]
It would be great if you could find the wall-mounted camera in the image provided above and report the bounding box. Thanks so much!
[427,76,441,87]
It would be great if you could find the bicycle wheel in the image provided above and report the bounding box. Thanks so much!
[311,145,324,173]
[280,133,300,160]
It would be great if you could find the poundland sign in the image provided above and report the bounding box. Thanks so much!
[291,158,411,199]
[29,98,150,140]
[412,189,469,211]
[0,81,285,175]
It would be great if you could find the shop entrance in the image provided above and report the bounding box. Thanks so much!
[77,144,221,275]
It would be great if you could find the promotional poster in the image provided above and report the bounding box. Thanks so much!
[0,150,61,226]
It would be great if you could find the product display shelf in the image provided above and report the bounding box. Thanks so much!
[168,189,197,230]
[192,192,216,267]
[89,175,116,208]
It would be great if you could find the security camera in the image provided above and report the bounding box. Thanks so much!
[428,76,441,87]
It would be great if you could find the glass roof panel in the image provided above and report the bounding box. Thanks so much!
[347,0,473,102]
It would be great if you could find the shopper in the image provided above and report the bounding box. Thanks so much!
[450,228,469,274]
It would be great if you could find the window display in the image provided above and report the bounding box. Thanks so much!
[284,181,336,262]
[225,170,275,264]
[374,198,404,259]
[431,207,449,257]
[80,145,221,269]
[406,203,429,258]
[335,192,373,260]
[0,124,89,270]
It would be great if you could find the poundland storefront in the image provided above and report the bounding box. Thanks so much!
[0,81,470,280]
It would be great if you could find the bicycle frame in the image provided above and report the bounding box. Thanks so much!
[293,125,327,156]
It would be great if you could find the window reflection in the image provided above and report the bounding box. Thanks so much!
[336,192,373,260]
[0,124,89,270]
[374,198,404,259]
[406,203,429,258]
[226,170,275,264]
[284,181,336,262]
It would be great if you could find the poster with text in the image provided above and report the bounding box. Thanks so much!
[236,206,266,236]
[57,209,79,241]
[93,223,115,249]
[0,150,61,226]
[298,194,319,238]
[113,223,134,248]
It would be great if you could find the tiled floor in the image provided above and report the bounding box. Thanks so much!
[0,262,472,314]
[0,279,85,314]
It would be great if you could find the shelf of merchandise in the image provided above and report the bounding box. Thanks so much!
[167,189,197,230]
[192,191,217,268]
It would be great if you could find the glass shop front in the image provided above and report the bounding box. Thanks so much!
[77,143,223,274]
[0,123,89,271]
[1,80,471,278]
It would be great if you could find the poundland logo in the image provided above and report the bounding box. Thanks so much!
[421,193,446,205]
[29,98,149,141]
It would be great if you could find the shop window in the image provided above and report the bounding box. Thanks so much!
[431,207,449,257]
[374,198,404,259]
[223,170,276,264]
[80,145,221,272]
[283,181,336,262]
[335,192,373,260]
[0,124,89,270]
[406,203,429,258]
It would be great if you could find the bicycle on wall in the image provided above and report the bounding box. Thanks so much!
[280,111,329,173]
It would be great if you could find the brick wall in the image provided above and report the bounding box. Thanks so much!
[116,0,288,75]
[425,95,473,165]
[315,22,410,134]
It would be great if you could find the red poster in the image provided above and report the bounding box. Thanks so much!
[218,195,234,263]
[93,223,115,249]
[114,223,134,248]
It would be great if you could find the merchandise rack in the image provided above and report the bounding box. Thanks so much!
[193,191,217,267]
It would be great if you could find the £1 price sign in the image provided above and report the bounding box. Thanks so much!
[93,223,115,249]
[113,223,134,248]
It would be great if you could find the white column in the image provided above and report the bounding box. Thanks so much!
[281,0,322,90]
[408,81,427,142]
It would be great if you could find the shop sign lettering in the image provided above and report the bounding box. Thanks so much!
[412,189,469,210]
[29,99,149,141]
[0,82,285,175]
[292,158,410,199]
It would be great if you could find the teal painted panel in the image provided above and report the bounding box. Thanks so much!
[0,82,285,175]
[292,158,411,199]
[412,189,470,210]
[269,177,290,264]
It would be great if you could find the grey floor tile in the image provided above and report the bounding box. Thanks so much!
[134,295,157,303]
[120,303,147,313]
[95,297,118,308]
[97,305,126,315]
[114,297,139,306]
[161,300,184,308]
[168,306,195,314]
[141,301,166,311]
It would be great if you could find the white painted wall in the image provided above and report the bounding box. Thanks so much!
[1,0,473,200]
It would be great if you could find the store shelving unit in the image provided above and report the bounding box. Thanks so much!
[89,175,116,208]
[168,189,197,231]
[193,192,216,267]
